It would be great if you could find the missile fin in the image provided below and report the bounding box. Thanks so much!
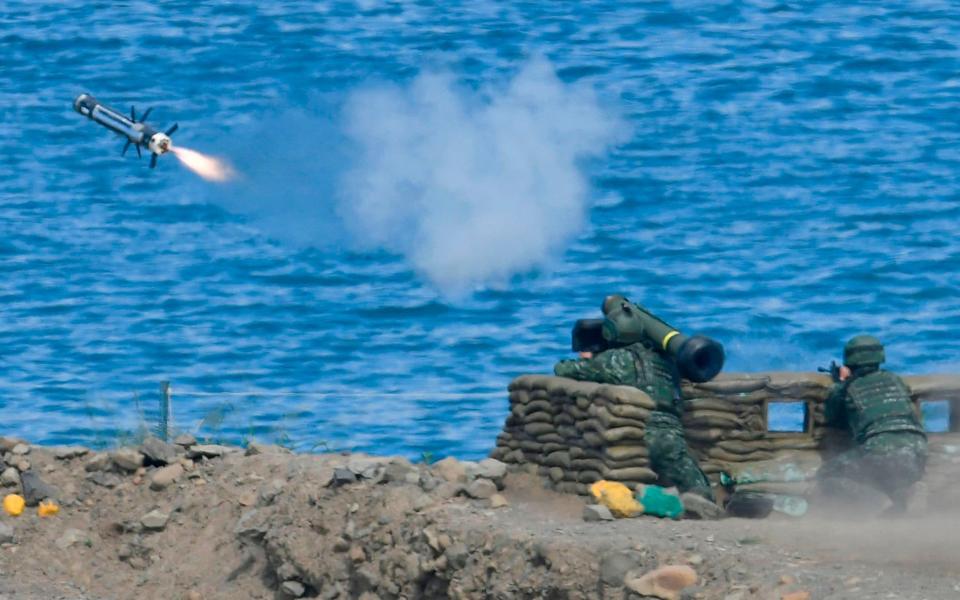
[166,123,178,135]
[140,107,153,122]
[149,153,158,169]
[130,106,136,122]
[122,140,132,156]
[135,144,142,159]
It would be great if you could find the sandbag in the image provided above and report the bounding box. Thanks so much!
[578,470,604,485]
[536,433,564,445]
[592,406,647,430]
[603,403,652,421]
[519,440,544,453]
[524,411,553,424]
[601,426,647,444]
[689,428,768,443]
[766,437,820,451]
[683,414,741,429]
[603,445,649,462]
[602,466,657,482]
[707,448,774,463]
[594,385,657,410]
[524,422,553,436]
[717,440,773,455]
[575,419,602,433]
[545,451,571,469]
[687,375,769,394]
[582,432,604,447]
[571,458,605,472]
[683,398,754,413]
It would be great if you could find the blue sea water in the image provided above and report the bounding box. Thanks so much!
[1,1,958,459]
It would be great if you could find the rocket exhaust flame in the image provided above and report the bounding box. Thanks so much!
[170,146,236,182]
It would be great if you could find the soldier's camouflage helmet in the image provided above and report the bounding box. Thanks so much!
[843,335,885,368]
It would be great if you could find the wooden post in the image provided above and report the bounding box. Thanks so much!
[159,381,173,441]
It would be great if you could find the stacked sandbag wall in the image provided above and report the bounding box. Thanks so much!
[492,375,658,495]
[679,373,830,487]
[493,372,960,498]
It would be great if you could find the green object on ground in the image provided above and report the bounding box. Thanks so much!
[635,485,684,519]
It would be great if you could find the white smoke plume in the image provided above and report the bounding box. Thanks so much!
[208,59,625,294]
[337,58,624,293]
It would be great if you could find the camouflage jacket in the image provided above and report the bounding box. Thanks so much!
[553,342,682,415]
[824,368,925,444]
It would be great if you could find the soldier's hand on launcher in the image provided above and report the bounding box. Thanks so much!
[839,366,851,381]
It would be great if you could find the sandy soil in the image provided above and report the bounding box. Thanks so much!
[0,437,957,600]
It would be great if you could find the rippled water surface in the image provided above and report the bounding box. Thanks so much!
[2,1,959,458]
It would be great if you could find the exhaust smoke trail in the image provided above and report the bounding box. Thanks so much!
[203,58,627,294]
[171,146,236,182]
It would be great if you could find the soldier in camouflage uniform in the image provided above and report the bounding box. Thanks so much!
[554,329,714,501]
[817,335,928,512]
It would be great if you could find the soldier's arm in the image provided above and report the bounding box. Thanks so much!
[553,349,635,385]
[823,383,848,429]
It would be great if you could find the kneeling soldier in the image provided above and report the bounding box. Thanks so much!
[817,335,928,513]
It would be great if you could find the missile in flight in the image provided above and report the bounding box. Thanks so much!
[73,93,178,168]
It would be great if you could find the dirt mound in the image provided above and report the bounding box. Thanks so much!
[0,437,957,599]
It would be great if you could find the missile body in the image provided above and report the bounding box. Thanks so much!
[73,93,178,168]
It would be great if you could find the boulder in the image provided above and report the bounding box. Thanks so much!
[141,509,170,531]
[11,444,29,456]
[281,581,306,598]
[624,565,698,600]
[681,493,724,520]
[149,463,185,490]
[187,444,229,459]
[173,433,197,447]
[0,468,20,487]
[464,478,497,500]
[381,460,416,484]
[53,446,89,460]
[468,458,507,485]
[20,471,58,506]
[140,436,178,466]
[583,504,615,522]
[0,522,13,544]
[87,472,121,488]
[111,448,144,472]
[84,453,112,472]
[245,441,291,456]
[235,509,269,540]
[432,457,467,483]
[599,550,645,586]
[330,468,357,487]
[489,493,509,508]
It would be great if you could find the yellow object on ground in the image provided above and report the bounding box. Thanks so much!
[37,500,60,517]
[589,480,644,518]
[3,494,25,516]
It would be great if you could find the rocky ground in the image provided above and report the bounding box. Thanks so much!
[0,436,957,600]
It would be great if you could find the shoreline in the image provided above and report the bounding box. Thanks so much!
[0,436,958,600]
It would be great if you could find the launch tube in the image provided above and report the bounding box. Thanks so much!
[600,295,725,383]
